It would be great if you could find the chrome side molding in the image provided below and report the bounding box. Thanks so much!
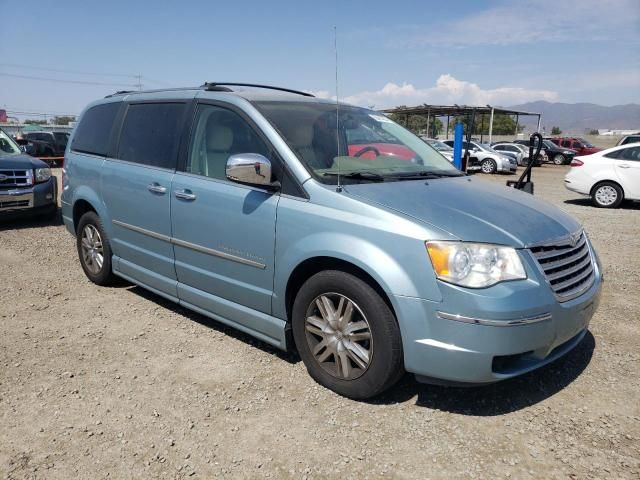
[112,219,266,269]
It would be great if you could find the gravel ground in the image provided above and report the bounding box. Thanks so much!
[1,166,639,479]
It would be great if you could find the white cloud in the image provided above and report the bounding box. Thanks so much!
[340,74,559,109]
[392,0,640,47]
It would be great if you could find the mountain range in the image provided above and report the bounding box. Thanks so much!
[507,101,640,133]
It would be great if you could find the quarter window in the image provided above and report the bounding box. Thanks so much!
[186,104,270,180]
[117,103,185,169]
[71,102,120,156]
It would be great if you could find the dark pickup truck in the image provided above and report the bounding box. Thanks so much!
[22,131,69,165]
[0,128,57,218]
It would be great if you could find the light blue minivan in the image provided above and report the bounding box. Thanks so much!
[61,83,602,399]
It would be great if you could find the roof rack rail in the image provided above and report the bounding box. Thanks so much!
[201,82,314,97]
[104,90,135,98]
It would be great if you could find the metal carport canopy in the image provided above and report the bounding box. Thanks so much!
[381,104,542,143]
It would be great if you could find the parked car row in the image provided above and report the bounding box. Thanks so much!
[422,134,592,170]
[440,140,518,174]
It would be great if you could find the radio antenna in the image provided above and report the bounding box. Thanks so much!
[334,26,342,193]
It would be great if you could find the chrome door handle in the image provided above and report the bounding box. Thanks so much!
[147,183,167,194]
[175,189,196,201]
[618,164,630,168]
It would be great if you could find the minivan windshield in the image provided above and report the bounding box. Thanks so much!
[254,101,462,183]
[0,130,21,157]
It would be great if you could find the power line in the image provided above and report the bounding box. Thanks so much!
[0,63,174,87]
[0,62,138,78]
[0,72,139,87]
[5,110,78,117]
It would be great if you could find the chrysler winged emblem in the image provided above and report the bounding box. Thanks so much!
[569,232,580,247]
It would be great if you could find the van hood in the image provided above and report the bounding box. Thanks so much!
[343,176,581,247]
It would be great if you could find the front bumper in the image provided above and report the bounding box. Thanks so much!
[497,160,518,173]
[0,176,57,217]
[393,248,602,384]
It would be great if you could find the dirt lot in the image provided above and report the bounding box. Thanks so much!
[1,166,639,479]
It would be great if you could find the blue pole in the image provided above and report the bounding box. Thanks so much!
[453,122,463,170]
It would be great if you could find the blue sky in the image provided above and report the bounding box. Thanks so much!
[1,0,638,119]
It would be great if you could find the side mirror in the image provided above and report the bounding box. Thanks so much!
[226,153,280,190]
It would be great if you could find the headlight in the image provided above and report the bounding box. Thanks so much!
[35,167,51,183]
[426,241,526,288]
[564,151,573,155]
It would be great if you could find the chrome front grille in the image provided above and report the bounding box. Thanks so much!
[529,231,595,301]
[0,169,33,189]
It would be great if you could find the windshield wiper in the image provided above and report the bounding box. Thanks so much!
[390,170,465,180]
[322,171,385,182]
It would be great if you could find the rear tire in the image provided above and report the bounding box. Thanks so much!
[76,211,117,285]
[591,182,623,208]
[481,158,497,174]
[292,270,404,399]
[553,154,565,165]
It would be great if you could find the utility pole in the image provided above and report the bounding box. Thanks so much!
[136,74,142,91]
[488,106,495,144]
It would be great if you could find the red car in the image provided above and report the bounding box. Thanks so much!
[346,125,416,161]
[550,137,600,156]
[347,142,415,160]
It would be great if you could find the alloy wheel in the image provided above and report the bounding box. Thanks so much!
[595,185,618,206]
[304,293,373,380]
[81,224,104,274]
[481,160,495,173]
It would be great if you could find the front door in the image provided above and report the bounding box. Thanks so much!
[102,102,187,298]
[171,103,279,327]
[614,145,640,198]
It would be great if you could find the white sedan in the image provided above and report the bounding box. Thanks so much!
[564,143,640,208]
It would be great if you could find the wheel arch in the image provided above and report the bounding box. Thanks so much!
[70,187,107,234]
[284,256,397,329]
[590,179,625,198]
[72,199,97,233]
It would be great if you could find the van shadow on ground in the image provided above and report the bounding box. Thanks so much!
[127,284,595,416]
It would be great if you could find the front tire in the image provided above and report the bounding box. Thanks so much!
[592,182,623,208]
[553,153,565,165]
[481,158,497,174]
[76,211,117,285]
[292,271,403,399]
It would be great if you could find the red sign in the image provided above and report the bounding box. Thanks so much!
[0,109,7,123]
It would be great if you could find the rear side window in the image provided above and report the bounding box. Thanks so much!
[604,150,621,159]
[117,103,185,169]
[71,102,120,156]
[622,136,640,145]
[618,146,640,161]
